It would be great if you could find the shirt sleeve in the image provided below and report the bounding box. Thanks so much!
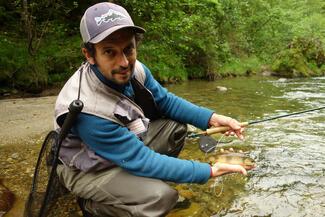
[74,113,211,184]
[142,63,214,130]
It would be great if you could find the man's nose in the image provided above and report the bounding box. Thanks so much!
[118,53,129,68]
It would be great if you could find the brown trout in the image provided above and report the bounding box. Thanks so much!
[208,153,255,169]
[0,179,15,217]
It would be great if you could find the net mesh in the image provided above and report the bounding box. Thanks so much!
[24,130,69,217]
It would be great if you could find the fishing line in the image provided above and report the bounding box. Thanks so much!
[205,134,226,155]
[248,105,325,125]
[211,177,224,197]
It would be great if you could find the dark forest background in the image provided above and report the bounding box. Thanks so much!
[0,0,324,94]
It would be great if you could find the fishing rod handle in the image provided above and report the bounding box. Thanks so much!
[58,99,84,143]
[205,122,249,135]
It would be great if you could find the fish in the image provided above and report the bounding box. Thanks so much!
[0,179,15,217]
[208,152,255,169]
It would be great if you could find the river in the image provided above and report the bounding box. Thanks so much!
[167,76,325,217]
[0,76,324,216]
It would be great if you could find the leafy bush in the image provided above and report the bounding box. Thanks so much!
[0,33,82,92]
[120,0,223,80]
[272,49,312,77]
[272,37,325,77]
[39,35,83,85]
[138,41,187,83]
[219,56,263,77]
[14,58,48,93]
[0,35,21,84]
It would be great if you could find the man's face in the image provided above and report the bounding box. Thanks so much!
[92,29,137,85]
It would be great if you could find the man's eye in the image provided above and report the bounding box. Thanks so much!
[105,50,114,55]
[124,46,134,55]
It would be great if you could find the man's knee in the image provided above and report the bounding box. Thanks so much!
[85,184,178,217]
[169,122,187,157]
[144,119,188,156]
[150,184,179,211]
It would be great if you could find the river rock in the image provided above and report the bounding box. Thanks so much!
[10,153,19,159]
[216,86,228,92]
[261,70,273,76]
[278,78,287,82]
[0,180,15,216]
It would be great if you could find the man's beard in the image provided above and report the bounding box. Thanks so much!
[111,64,132,75]
[111,64,134,84]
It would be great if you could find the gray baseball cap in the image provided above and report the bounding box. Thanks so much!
[80,2,145,44]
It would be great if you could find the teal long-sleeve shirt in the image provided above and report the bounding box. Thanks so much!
[73,63,214,183]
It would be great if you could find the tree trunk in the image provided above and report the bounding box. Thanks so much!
[21,0,36,55]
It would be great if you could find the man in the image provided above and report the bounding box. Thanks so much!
[55,2,252,217]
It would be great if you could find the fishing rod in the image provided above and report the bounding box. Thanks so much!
[196,106,325,153]
[193,106,325,138]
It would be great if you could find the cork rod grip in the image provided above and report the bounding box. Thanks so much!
[205,122,249,135]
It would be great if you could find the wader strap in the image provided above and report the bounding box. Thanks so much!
[131,77,161,120]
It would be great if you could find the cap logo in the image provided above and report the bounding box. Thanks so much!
[94,9,127,26]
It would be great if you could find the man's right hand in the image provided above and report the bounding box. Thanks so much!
[210,162,255,177]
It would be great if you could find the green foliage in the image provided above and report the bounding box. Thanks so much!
[0,35,31,88]
[120,0,224,79]
[39,35,83,85]
[290,37,325,67]
[0,35,48,92]
[219,56,263,77]
[320,64,325,74]
[1,0,325,93]
[138,41,187,83]
[0,36,18,83]
[272,49,312,77]
[0,33,82,92]
[14,58,48,93]
[272,37,325,77]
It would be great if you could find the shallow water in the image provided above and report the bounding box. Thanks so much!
[167,76,325,217]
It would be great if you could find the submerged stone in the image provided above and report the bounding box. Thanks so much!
[0,179,15,216]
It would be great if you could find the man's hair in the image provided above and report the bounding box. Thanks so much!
[135,33,143,45]
[83,42,95,57]
[82,32,143,58]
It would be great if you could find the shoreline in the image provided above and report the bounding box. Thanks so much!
[0,96,57,146]
[0,86,61,101]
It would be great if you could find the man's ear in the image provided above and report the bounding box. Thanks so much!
[82,48,95,65]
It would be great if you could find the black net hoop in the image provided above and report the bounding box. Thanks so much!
[24,130,67,217]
